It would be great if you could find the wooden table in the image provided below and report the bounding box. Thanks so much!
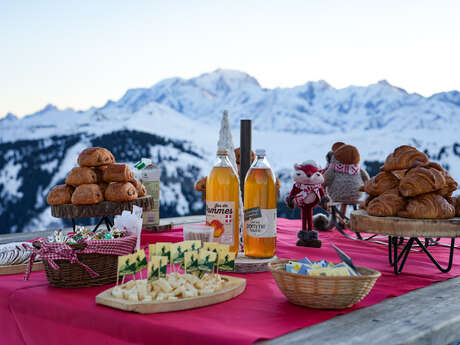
[351,210,460,274]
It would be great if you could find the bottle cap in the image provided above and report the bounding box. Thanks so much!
[255,149,266,156]
[217,149,229,156]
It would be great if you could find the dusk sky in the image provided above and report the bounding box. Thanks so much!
[1,0,459,117]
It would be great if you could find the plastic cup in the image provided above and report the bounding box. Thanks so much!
[183,224,214,242]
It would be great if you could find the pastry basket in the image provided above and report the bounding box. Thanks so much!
[269,259,381,309]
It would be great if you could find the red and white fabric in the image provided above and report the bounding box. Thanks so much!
[293,183,323,207]
[332,163,360,175]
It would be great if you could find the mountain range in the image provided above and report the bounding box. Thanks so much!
[1,69,459,234]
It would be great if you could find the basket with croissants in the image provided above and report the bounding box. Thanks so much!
[360,145,459,219]
[46,147,147,205]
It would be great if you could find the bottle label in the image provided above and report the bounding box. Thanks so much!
[206,201,235,246]
[245,208,277,238]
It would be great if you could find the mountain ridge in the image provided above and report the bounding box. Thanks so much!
[0,68,459,234]
[3,69,460,121]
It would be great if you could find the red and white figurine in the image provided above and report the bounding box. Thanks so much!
[285,160,327,247]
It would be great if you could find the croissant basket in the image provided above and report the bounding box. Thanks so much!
[269,259,381,309]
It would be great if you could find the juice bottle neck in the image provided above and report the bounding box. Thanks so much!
[251,154,271,170]
[245,153,276,181]
[214,153,238,176]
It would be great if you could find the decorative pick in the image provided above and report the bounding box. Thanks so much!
[331,243,358,274]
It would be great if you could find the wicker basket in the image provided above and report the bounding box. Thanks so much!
[269,259,381,309]
[33,240,135,288]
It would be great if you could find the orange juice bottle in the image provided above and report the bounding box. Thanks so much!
[243,149,276,258]
[206,149,240,253]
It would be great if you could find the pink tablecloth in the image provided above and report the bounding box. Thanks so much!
[2,218,460,345]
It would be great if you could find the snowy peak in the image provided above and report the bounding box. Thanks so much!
[190,69,261,94]
[2,69,460,141]
[1,112,18,121]
[28,104,59,117]
[430,90,460,106]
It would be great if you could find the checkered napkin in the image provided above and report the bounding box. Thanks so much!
[24,235,136,280]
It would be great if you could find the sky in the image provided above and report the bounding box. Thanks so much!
[1,0,460,118]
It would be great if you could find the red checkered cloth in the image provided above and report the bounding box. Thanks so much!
[24,235,136,280]
[332,163,360,175]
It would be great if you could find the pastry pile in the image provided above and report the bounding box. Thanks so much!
[47,147,147,205]
[111,273,228,302]
[361,145,459,219]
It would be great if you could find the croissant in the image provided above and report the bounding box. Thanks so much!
[452,196,460,216]
[398,193,455,219]
[363,172,399,196]
[390,169,408,180]
[361,194,376,210]
[399,166,446,197]
[383,145,429,171]
[367,189,406,217]
[417,162,458,196]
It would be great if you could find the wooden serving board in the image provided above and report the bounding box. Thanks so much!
[351,210,460,238]
[51,196,154,219]
[95,275,246,314]
[0,261,44,275]
[234,254,278,273]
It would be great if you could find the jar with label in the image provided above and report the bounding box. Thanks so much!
[140,164,161,228]
[243,149,277,258]
[206,149,240,253]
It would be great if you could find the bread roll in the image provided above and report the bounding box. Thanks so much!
[363,172,399,196]
[383,145,429,171]
[367,189,406,217]
[65,167,98,186]
[98,182,109,195]
[105,182,138,202]
[399,166,446,197]
[78,147,115,167]
[131,179,147,197]
[71,184,104,205]
[398,193,455,219]
[194,177,207,192]
[102,164,134,183]
[47,185,74,205]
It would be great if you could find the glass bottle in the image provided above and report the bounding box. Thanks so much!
[243,149,277,258]
[206,149,240,253]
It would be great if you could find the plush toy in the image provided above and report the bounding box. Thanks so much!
[285,160,326,248]
[323,144,370,217]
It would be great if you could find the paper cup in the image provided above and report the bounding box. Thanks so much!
[183,224,213,242]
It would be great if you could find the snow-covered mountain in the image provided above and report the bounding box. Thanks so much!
[1,69,459,233]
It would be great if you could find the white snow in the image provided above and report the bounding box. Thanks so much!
[0,160,23,200]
